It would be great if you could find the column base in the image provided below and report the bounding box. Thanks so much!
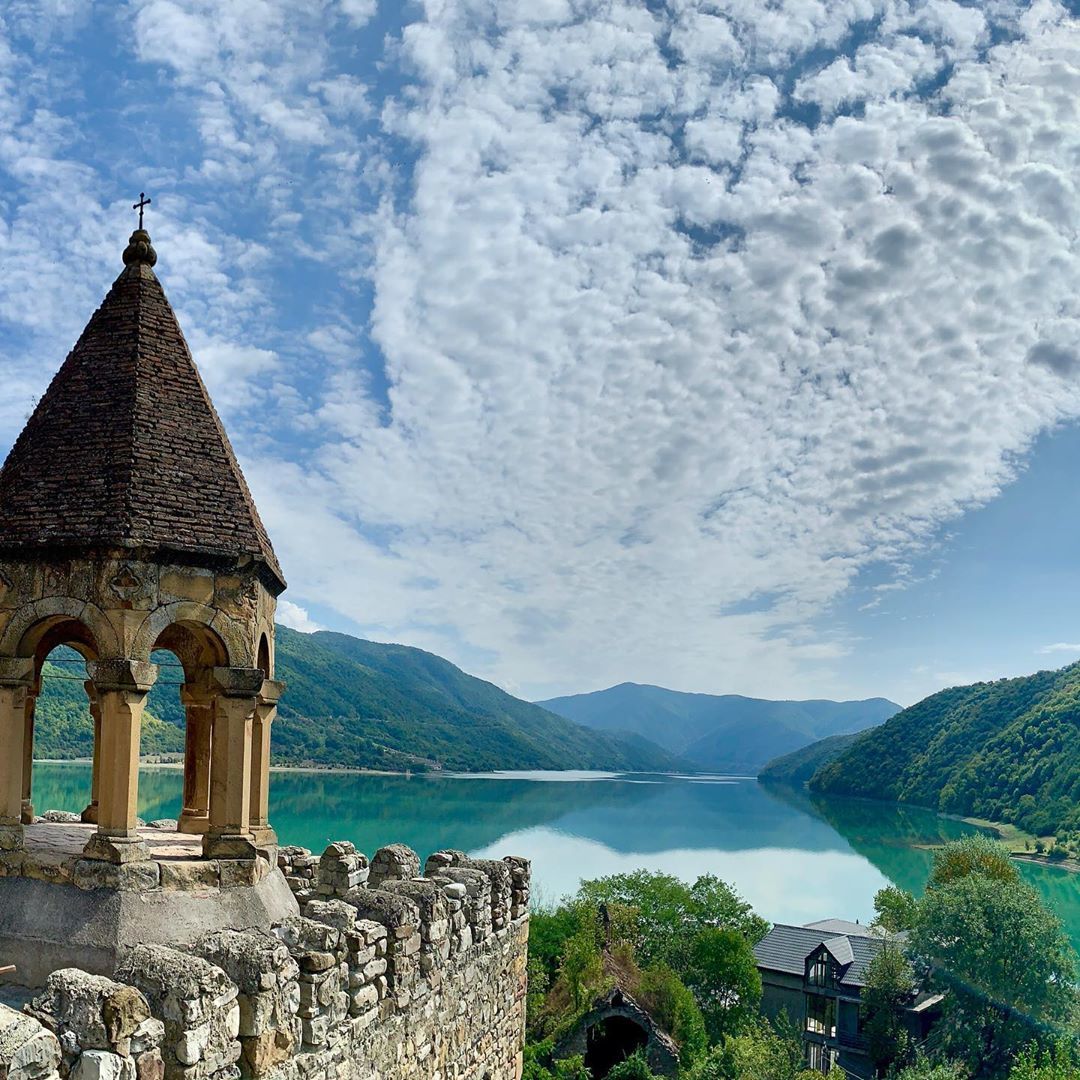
[250,825,278,861]
[177,811,210,835]
[202,832,258,860]
[0,822,24,852]
[20,800,34,825]
[80,802,99,825]
[82,832,150,864]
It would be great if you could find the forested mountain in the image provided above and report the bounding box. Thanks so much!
[757,731,865,786]
[32,627,678,773]
[809,661,1080,837]
[538,682,899,773]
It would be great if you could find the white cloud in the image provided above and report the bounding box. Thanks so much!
[277,0,1080,698]
[276,600,325,634]
[338,0,376,29]
[1037,643,1080,656]
[7,1,1080,704]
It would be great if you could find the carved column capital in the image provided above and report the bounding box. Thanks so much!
[210,666,264,698]
[88,659,159,694]
[0,656,35,688]
[257,678,285,706]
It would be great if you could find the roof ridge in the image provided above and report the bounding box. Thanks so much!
[117,264,144,539]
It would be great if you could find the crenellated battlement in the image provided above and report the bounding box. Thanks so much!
[0,842,530,1080]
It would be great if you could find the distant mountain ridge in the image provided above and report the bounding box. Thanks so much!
[32,627,679,774]
[808,659,1080,837]
[537,682,900,773]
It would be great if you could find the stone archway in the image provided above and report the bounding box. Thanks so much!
[0,609,106,827]
[585,1015,649,1079]
[554,989,681,1079]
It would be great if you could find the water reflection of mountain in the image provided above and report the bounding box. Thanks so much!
[760,784,984,895]
[551,778,853,855]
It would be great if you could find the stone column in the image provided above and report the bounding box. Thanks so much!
[203,666,264,860]
[178,680,214,835]
[80,681,102,824]
[82,659,158,864]
[20,684,37,824]
[0,657,35,851]
[249,679,284,850]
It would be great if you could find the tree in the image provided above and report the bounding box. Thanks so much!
[638,964,708,1067]
[928,834,1019,889]
[606,1050,658,1080]
[530,900,601,984]
[578,871,768,972]
[874,884,919,933]
[683,927,762,1041]
[894,1060,969,1080]
[909,873,1077,1078]
[559,929,604,1012]
[697,1015,819,1080]
[862,941,916,1076]
[522,1041,591,1080]
[1009,1042,1080,1080]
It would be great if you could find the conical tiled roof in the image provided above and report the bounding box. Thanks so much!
[0,230,285,592]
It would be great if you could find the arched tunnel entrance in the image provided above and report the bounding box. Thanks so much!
[584,1015,649,1079]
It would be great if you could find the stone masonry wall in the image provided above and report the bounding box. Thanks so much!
[15,844,529,1080]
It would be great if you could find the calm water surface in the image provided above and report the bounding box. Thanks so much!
[33,763,1080,954]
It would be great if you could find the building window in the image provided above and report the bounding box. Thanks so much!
[807,1044,840,1074]
[806,994,836,1038]
[807,1043,830,1073]
[809,956,828,986]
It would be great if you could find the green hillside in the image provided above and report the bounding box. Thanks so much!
[32,627,678,773]
[34,651,185,758]
[538,682,899,772]
[809,660,1080,838]
[757,731,865,786]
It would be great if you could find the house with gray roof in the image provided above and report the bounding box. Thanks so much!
[753,920,940,1077]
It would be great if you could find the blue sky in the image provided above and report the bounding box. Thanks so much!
[3,0,1080,706]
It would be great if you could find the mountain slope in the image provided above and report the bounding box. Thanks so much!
[758,732,867,786]
[809,661,1080,837]
[538,682,899,772]
[33,628,679,773]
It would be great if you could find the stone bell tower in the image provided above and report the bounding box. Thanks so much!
[0,215,297,985]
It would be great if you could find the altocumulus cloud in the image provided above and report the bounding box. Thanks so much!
[4,0,1080,700]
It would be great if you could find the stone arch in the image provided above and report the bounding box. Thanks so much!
[554,989,680,1079]
[256,629,272,679]
[585,1015,649,1079]
[0,597,118,662]
[0,599,116,827]
[131,603,244,669]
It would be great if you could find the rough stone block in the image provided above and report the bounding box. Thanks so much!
[0,1004,61,1080]
[367,845,420,889]
[71,1051,135,1080]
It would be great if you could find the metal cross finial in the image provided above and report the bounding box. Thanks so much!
[133,192,151,229]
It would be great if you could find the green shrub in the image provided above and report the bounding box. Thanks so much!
[606,1050,658,1080]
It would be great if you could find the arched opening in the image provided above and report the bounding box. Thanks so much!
[151,621,229,836]
[584,1016,649,1080]
[257,633,271,679]
[30,643,97,820]
[13,617,101,825]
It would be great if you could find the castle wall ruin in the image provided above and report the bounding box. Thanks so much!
[0,842,530,1080]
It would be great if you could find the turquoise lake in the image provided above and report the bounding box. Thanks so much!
[32,763,1080,954]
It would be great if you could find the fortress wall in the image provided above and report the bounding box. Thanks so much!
[17,843,530,1080]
